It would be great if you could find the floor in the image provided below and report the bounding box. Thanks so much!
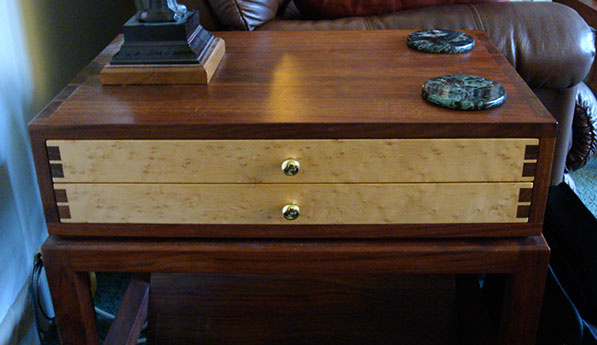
[569,157,597,217]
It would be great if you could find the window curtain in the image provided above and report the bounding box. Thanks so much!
[0,0,49,344]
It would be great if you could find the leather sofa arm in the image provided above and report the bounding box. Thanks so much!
[567,82,597,171]
[472,2,594,89]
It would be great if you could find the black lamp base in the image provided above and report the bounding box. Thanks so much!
[110,10,214,65]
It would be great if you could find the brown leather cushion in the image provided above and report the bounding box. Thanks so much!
[293,0,506,19]
[206,0,288,30]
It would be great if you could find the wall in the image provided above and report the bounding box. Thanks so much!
[0,1,135,344]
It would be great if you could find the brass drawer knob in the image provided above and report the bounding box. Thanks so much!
[282,204,300,220]
[281,159,300,176]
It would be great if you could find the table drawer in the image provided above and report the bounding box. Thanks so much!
[54,182,533,224]
[47,139,539,183]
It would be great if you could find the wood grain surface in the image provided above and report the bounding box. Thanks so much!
[29,31,556,140]
[41,233,549,345]
[29,30,556,237]
[48,138,537,183]
[148,273,459,345]
[54,182,533,224]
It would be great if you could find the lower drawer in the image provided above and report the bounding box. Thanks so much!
[54,183,533,224]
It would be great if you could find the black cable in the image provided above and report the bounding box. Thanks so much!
[33,253,54,321]
[30,252,58,344]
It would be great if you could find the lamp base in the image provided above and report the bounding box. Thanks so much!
[110,10,214,65]
[100,37,225,85]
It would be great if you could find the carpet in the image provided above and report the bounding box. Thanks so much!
[569,157,597,217]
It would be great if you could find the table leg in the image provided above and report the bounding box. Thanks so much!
[497,237,550,345]
[41,235,550,345]
[42,245,99,345]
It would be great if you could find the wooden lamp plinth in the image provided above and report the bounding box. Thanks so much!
[99,9,225,85]
[100,37,225,85]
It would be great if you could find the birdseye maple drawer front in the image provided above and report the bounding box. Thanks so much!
[47,139,538,183]
[53,183,534,224]
[47,138,539,224]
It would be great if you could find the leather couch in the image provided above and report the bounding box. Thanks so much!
[185,0,596,184]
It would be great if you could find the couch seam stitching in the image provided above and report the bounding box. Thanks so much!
[232,0,250,30]
[466,4,485,31]
[364,16,373,30]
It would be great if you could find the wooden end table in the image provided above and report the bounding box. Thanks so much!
[30,31,556,345]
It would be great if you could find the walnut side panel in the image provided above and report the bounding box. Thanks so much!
[48,139,538,183]
[54,182,533,224]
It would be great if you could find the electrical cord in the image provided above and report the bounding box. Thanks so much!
[31,256,148,344]
[30,252,58,344]
[94,306,115,320]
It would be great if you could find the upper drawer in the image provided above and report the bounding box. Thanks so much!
[47,139,539,183]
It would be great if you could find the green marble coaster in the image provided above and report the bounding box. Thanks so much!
[407,29,475,54]
[422,75,507,110]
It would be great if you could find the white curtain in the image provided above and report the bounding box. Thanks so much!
[0,0,49,344]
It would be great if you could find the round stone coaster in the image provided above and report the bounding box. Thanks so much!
[407,29,475,54]
[422,75,507,110]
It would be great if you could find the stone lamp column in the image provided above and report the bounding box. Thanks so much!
[139,0,187,22]
[110,0,215,65]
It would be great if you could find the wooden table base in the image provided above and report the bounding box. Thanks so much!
[41,235,549,345]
